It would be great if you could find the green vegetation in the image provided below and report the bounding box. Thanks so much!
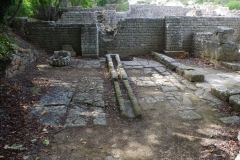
[227,1,240,10]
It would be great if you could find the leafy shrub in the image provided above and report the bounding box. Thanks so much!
[227,1,240,10]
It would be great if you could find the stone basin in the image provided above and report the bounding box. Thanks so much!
[49,51,71,66]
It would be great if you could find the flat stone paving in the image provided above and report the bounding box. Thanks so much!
[31,57,240,128]
[30,59,107,127]
[123,58,206,120]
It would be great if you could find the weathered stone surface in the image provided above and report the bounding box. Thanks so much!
[211,86,229,102]
[30,105,67,126]
[124,100,135,118]
[72,93,105,108]
[49,51,71,67]
[92,107,107,125]
[220,61,240,71]
[178,110,202,120]
[77,60,101,69]
[220,116,240,124]
[65,105,89,127]
[183,70,204,82]
[216,43,240,61]
[62,45,76,57]
[229,95,240,112]
[176,65,193,76]
[215,26,234,44]
[34,89,73,106]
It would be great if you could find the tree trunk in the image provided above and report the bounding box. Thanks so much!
[53,0,63,21]
[48,0,52,21]
[7,0,23,24]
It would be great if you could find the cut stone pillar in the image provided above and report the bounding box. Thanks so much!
[164,17,184,57]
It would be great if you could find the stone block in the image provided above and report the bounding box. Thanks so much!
[216,43,240,61]
[62,45,76,57]
[211,86,229,102]
[215,27,234,44]
[183,70,204,82]
[229,95,240,112]
[176,65,193,76]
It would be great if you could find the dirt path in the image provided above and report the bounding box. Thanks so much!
[27,57,239,160]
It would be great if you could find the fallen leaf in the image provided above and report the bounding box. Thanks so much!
[82,142,87,145]
[205,149,214,153]
[0,156,4,159]
[44,149,50,153]
[41,110,46,115]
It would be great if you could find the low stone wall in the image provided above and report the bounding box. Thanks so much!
[6,49,40,78]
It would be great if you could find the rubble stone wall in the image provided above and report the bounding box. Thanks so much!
[7,49,40,78]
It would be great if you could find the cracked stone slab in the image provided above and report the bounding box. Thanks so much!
[92,107,107,125]
[34,89,73,106]
[30,105,67,126]
[178,110,202,120]
[72,93,105,107]
[65,105,90,127]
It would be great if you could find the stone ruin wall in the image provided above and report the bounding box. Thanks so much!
[127,5,192,18]
[13,5,240,58]
[99,18,165,56]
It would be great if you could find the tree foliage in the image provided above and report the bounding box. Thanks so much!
[227,1,240,10]
[0,0,16,22]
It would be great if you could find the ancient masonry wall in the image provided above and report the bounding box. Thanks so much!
[127,5,192,18]
[24,21,98,57]
[99,18,165,56]
[165,16,240,53]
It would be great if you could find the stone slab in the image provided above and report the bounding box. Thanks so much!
[65,105,89,127]
[72,93,105,107]
[30,105,67,126]
[211,86,229,102]
[124,100,135,118]
[34,89,73,106]
[178,110,202,120]
[220,116,240,124]
[92,107,107,125]
[229,95,240,112]
[183,70,204,82]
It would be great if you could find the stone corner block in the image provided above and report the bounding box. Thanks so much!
[211,86,229,102]
[183,70,204,82]
[229,95,240,112]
